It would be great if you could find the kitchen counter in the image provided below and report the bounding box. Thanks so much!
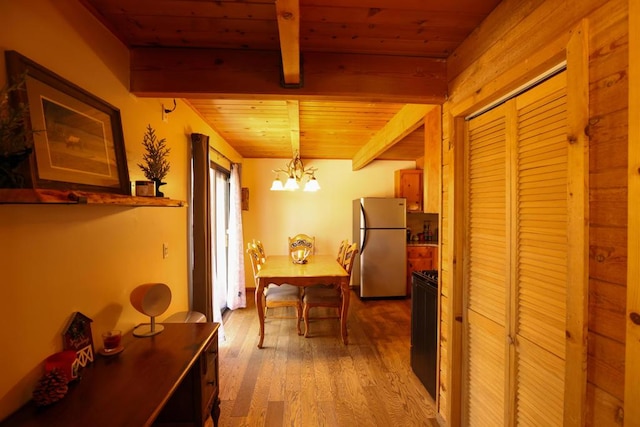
[407,242,439,247]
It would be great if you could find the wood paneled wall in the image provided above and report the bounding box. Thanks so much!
[626,1,640,425]
[585,2,628,424]
[440,0,628,425]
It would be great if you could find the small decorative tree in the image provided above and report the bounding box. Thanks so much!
[137,124,170,196]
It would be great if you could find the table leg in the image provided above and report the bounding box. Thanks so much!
[340,278,349,345]
[256,279,265,348]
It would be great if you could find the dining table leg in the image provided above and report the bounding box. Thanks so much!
[340,278,349,345]
[256,278,266,348]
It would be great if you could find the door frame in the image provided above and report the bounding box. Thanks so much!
[625,0,640,423]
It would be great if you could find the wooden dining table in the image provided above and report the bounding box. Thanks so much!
[255,254,350,348]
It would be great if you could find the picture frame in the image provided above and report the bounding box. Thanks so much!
[5,50,130,194]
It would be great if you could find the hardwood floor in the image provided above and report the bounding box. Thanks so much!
[217,289,439,426]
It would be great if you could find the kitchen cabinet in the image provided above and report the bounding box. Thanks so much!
[394,169,423,212]
[406,245,438,296]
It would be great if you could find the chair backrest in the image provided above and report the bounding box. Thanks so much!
[336,239,349,264]
[249,239,266,263]
[247,241,262,262]
[342,242,359,276]
[253,239,266,261]
[288,234,315,255]
[246,246,263,286]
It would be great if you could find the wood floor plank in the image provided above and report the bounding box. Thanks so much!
[244,339,276,425]
[219,316,258,403]
[310,339,334,401]
[218,289,439,426]
[362,385,394,425]
[267,321,289,401]
[230,346,265,416]
[264,401,284,427]
[284,332,303,425]
[316,400,340,426]
[300,338,321,426]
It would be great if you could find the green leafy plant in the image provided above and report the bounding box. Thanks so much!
[0,74,33,156]
[137,124,170,181]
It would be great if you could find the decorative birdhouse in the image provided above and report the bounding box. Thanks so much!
[62,312,94,369]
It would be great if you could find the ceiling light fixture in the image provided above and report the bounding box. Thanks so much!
[270,152,320,192]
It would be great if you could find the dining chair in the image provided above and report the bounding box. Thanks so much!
[336,239,349,265]
[302,242,358,338]
[288,233,315,255]
[246,245,302,335]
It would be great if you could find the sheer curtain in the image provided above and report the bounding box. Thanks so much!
[227,163,246,309]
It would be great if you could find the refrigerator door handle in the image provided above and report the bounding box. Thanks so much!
[360,203,368,254]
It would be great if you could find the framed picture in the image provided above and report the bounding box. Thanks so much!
[5,50,130,194]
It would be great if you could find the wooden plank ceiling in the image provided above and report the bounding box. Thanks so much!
[79,0,501,168]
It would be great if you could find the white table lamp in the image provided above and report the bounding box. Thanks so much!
[130,283,172,337]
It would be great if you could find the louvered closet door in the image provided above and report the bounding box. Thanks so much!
[464,72,568,426]
[513,73,567,426]
[465,105,508,426]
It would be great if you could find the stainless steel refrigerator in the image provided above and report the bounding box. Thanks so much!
[352,197,407,297]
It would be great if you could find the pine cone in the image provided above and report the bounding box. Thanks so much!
[33,369,69,407]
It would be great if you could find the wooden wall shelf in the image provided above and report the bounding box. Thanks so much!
[0,189,185,207]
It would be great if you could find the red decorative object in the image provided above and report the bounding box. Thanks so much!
[62,312,94,368]
[44,350,78,382]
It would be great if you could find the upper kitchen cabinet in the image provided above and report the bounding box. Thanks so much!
[395,169,423,212]
[423,106,441,213]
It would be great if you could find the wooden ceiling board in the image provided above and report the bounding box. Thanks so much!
[299,0,499,14]
[379,127,425,160]
[79,0,502,164]
[298,6,488,57]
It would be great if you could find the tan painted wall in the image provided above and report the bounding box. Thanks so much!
[0,0,241,420]
[241,158,415,286]
[440,0,628,425]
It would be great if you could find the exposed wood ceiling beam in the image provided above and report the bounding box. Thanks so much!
[275,0,301,86]
[130,48,447,104]
[352,104,435,170]
[286,100,300,156]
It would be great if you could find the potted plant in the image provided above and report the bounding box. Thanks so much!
[137,124,170,197]
[0,75,36,188]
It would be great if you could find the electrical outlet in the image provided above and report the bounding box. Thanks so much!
[162,243,169,259]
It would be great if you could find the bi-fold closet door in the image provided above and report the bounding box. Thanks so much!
[463,72,569,426]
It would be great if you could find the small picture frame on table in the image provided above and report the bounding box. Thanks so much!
[5,50,130,194]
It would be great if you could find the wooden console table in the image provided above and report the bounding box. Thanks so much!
[1,323,220,427]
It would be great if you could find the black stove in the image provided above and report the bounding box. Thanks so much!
[411,268,438,399]
[412,269,438,287]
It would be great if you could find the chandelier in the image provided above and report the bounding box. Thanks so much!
[270,152,320,192]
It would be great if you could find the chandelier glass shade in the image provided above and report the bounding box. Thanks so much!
[270,153,320,192]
